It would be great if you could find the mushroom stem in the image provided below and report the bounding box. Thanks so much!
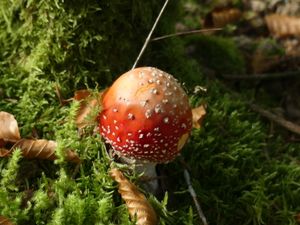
[119,156,159,194]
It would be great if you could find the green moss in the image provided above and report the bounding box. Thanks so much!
[187,35,245,75]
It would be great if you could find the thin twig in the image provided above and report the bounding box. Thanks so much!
[132,0,170,69]
[183,169,208,225]
[223,71,300,80]
[250,104,300,136]
[151,28,222,41]
[179,155,208,225]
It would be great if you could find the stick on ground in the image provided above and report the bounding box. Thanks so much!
[250,104,300,136]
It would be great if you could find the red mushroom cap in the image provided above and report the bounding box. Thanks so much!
[99,67,192,163]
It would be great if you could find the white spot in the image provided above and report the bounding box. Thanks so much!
[154,127,160,132]
[115,126,119,130]
[139,134,144,139]
[140,100,148,107]
[156,80,161,85]
[155,104,162,113]
[164,143,168,147]
[128,133,132,136]
[163,117,169,124]
[162,150,166,154]
[117,137,121,142]
[128,113,135,120]
[148,79,153,84]
[102,115,107,120]
[113,108,118,112]
[138,130,142,133]
[146,133,152,137]
[139,71,144,78]
[162,99,168,104]
[151,72,157,77]
[151,88,158,95]
[166,82,170,87]
[181,123,187,129]
[143,144,150,148]
[145,109,152,118]
[112,132,115,136]
[113,120,117,124]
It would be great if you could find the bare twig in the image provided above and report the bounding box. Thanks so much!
[179,156,208,225]
[151,28,222,41]
[183,169,208,225]
[250,104,300,136]
[132,0,170,69]
[223,71,300,80]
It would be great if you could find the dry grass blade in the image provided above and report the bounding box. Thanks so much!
[73,89,103,129]
[192,105,206,129]
[0,216,14,225]
[109,168,158,225]
[266,14,300,38]
[0,112,20,142]
[0,139,80,163]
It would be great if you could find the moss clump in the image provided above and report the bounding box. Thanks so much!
[187,35,245,75]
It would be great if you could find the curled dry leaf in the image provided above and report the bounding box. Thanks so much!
[205,8,242,28]
[192,105,206,129]
[1,139,80,164]
[0,216,14,225]
[109,168,158,225]
[0,112,20,142]
[266,14,300,38]
[73,90,103,129]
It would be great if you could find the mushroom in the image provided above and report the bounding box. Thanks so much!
[99,67,192,192]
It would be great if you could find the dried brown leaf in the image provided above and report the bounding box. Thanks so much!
[0,216,14,225]
[205,8,242,28]
[0,139,80,163]
[73,90,103,129]
[0,148,10,157]
[0,112,20,142]
[266,14,300,38]
[109,168,158,225]
[192,105,206,129]
[252,51,281,74]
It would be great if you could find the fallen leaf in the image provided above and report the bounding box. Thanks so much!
[266,14,300,38]
[110,168,158,225]
[192,105,206,129]
[0,148,10,157]
[73,90,104,129]
[0,112,21,142]
[0,139,80,164]
[204,8,242,28]
[0,216,14,225]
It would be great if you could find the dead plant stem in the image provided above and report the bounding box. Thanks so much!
[132,0,170,69]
